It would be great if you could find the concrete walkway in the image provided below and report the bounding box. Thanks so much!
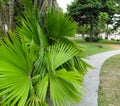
[76,50,120,106]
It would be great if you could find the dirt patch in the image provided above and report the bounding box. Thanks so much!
[107,44,120,49]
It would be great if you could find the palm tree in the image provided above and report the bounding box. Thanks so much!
[0,0,91,105]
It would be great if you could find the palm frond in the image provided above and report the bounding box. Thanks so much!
[50,69,83,106]
[59,37,86,57]
[34,42,85,106]
[56,69,83,84]
[72,56,93,75]
[17,9,48,48]
[45,9,77,39]
[53,37,92,75]
[0,33,34,105]
[49,42,79,69]
[36,75,49,101]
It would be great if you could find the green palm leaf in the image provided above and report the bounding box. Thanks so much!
[50,70,83,106]
[17,10,48,48]
[36,75,49,101]
[0,34,34,106]
[36,70,83,106]
[45,9,77,39]
[35,43,84,106]
[56,69,83,84]
[55,37,92,75]
[49,42,79,69]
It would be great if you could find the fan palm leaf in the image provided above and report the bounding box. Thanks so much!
[49,42,79,69]
[35,42,84,106]
[45,9,77,39]
[17,8,48,48]
[0,34,34,106]
[50,72,83,106]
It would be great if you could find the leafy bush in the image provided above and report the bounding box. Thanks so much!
[111,38,115,41]
[116,39,120,42]
[105,37,108,39]
[85,36,101,42]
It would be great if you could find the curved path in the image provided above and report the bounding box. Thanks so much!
[76,50,120,106]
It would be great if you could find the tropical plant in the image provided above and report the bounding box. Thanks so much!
[0,1,91,106]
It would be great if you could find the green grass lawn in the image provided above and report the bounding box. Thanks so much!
[100,39,120,44]
[80,43,116,56]
[72,38,120,56]
[98,54,120,106]
[72,37,120,44]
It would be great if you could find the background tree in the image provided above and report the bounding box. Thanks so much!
[67,0,103,41]
[114,0,120,4]
[113,0,120,31]
[100,0,116,38]
[98,12,109,34]
[67,0,116,40]
[77,25,89,37]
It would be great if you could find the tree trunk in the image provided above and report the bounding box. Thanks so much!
[82,34,84,38]
[9,0,14,30]
[48,0,52,7]
[46,92,53,106]
[0,13,2,28]
[106,24,109,39]
[52,0,57,10]
[90,25,93,42]
[48,0,57,10]
[0,3,3,28]
[34,0,38,7]
[38,0,47,12]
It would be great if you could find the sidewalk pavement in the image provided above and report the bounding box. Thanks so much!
[76,50,120,106]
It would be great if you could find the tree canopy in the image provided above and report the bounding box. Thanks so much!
[67,0,102,26]
[67,0,116,38]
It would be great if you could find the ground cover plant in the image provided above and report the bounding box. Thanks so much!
[98,54,120,106]
[0,1,91,106]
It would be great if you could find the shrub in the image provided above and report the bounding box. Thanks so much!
[105,37,108,39]
[84,36,101,42]
[116,39,120,42]
[111,38,115,41]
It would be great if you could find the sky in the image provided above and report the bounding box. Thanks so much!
[57,0,73,12]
